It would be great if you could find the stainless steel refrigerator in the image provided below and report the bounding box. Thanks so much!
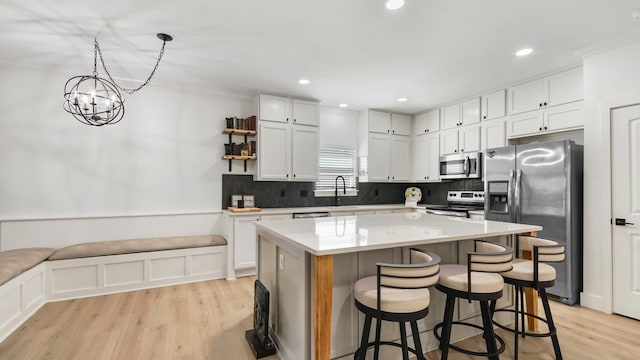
[484,140,583,304]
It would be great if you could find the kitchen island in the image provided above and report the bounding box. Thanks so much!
[255,212,541,360]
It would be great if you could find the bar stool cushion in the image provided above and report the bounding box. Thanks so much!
[354,276,430,313]
[438,264,504,294]
[501,258,556,282]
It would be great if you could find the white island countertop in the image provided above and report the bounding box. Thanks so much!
[255,212,541,256]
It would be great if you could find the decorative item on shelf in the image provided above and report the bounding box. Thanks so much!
[243,195,255,207]
[231,195,243,207]
[63,33,172,126]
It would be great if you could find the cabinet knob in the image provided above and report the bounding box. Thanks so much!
[539,127,542,131]
[425,176,428,180]
[426,129,429,133]
[392,130,395,133]
[293,174,296,178]
[293,118,297,123]
[543,102,547,106]
[286,174,289,178]
[392,176,395,180]
[454,149,458,152]
[286,118,289,122]
[461,149,464,152]
[387,176,390,179]
[387,129,390,133]
[544,126,548,130]
[483,115,487,119]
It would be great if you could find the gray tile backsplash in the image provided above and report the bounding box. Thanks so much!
[222,175,484,208]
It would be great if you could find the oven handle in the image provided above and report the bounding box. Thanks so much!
[426,209,468,218]
[463,156,470,177]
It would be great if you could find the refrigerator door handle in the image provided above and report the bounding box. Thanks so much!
[508,169,515,221]
[515,169,522,223]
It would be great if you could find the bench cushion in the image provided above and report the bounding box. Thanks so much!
[0,248,56,286]
[49,235,227,261]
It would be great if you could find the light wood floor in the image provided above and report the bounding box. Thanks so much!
[1,277,638,359]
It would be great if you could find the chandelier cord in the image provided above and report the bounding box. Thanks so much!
[94,37,168,95]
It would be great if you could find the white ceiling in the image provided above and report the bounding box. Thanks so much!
[1,0,640,114]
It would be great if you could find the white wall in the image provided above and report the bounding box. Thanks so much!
[0,63,253,248]
[581,40,640,312]
[319,106,360,148]
[0,63,254,220]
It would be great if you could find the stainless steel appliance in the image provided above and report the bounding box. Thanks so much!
[292,212,330,219]
[439,152,482,180]
[425,191,484,218]
[484,140,583,304]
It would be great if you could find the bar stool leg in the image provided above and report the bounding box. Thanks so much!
[540,289,563,360]
[373,316,382,360]
[356,314,372,360]
[480,300,499,360]
[519,287,526,338]
[439,294,456,360]
[399,322,409,360]
[513,285,519,360]
[410,320,426,360]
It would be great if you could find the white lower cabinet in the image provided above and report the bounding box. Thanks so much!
[229,213,292,277]
[507,101,583,138]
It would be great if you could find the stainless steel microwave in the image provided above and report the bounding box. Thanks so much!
[439,152,482,180]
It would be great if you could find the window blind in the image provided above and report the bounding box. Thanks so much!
[315,147,357,190]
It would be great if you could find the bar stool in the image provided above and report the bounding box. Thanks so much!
[353,248,440,360]
[491,236,565,359]
[433,240,513,360]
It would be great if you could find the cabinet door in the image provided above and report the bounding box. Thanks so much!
[440,129,459,155]
[426,133,441,181]
[413,134,429,181]
[391,135,410,181]
[426,109,440,132]
[460,97,481,126]
[292,99,319,126]
[481,119,506,151]
[259,121,290,180]
[291,125,319,181]
[368,133,391,181]
[369,110,391,134]
[459,125,480,153]
[260,94,289,123]
[509,78,546,115]
[482,89,506,120]
[544,101,584,133]
[546,67,583,107]
[507,110,544,138]
[234,216,261,270]
[391,114,411,135]
[441,104,460,130]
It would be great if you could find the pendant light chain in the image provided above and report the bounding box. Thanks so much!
[94,37,168,95]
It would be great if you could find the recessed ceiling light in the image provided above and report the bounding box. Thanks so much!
[386,0,405,10]
[298,79,310,85]
[397,98,408,102]
[516,48,533,57]
[339,103,348,108]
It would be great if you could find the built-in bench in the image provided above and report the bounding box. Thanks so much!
[0,235,227,342]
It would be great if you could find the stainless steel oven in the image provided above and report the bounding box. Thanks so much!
[439,152,482,180]
[424,191,484,218]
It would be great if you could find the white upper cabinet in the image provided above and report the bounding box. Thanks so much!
[413,133,440,182]
[440,125,481,155]
[390,135,410,181]
[481,119,506,150]
[367,133,391,181]
[391,114,411,135]
[482,89,506,121]
[291,125,319,180]
[414,110,440,134]
[292,99,319,126]
[256,93,319,181]
[441,104,460,130]
[509,67,583,115]
[259,94,290,123]
[460,97,481,126]
[368,110,392,133]
[507,101,583,138]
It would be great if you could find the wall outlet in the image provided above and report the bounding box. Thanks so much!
[279,254,285,270]
[300,190,308,197]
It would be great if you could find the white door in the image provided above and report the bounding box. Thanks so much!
[292,99,319,126]
[258,122,290,180]
[368,110,391,134]
[391,113,411,135]
[460,97,481,126]
[426,133,440,181]
[612,103,640,320]
[441,104,460,130]
[234,216,261,270]
[413,134,429,181]
[440,129,459,155]
[390,135,410,181]
[459,125,480,153]
[368,133,391,181]
[259,94,289,122]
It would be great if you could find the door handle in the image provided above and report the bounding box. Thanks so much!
[464,156,470,177]
[615,218,635,226]
[515,170,522,223]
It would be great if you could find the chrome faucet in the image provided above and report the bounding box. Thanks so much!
[335,176,346,206]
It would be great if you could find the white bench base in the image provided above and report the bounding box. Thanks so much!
[1,245,226,342]
[0,263,46,343]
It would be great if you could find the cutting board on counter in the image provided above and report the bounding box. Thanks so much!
[227,207,262,213]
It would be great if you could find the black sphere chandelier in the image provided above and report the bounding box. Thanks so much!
[63,33,173,126]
